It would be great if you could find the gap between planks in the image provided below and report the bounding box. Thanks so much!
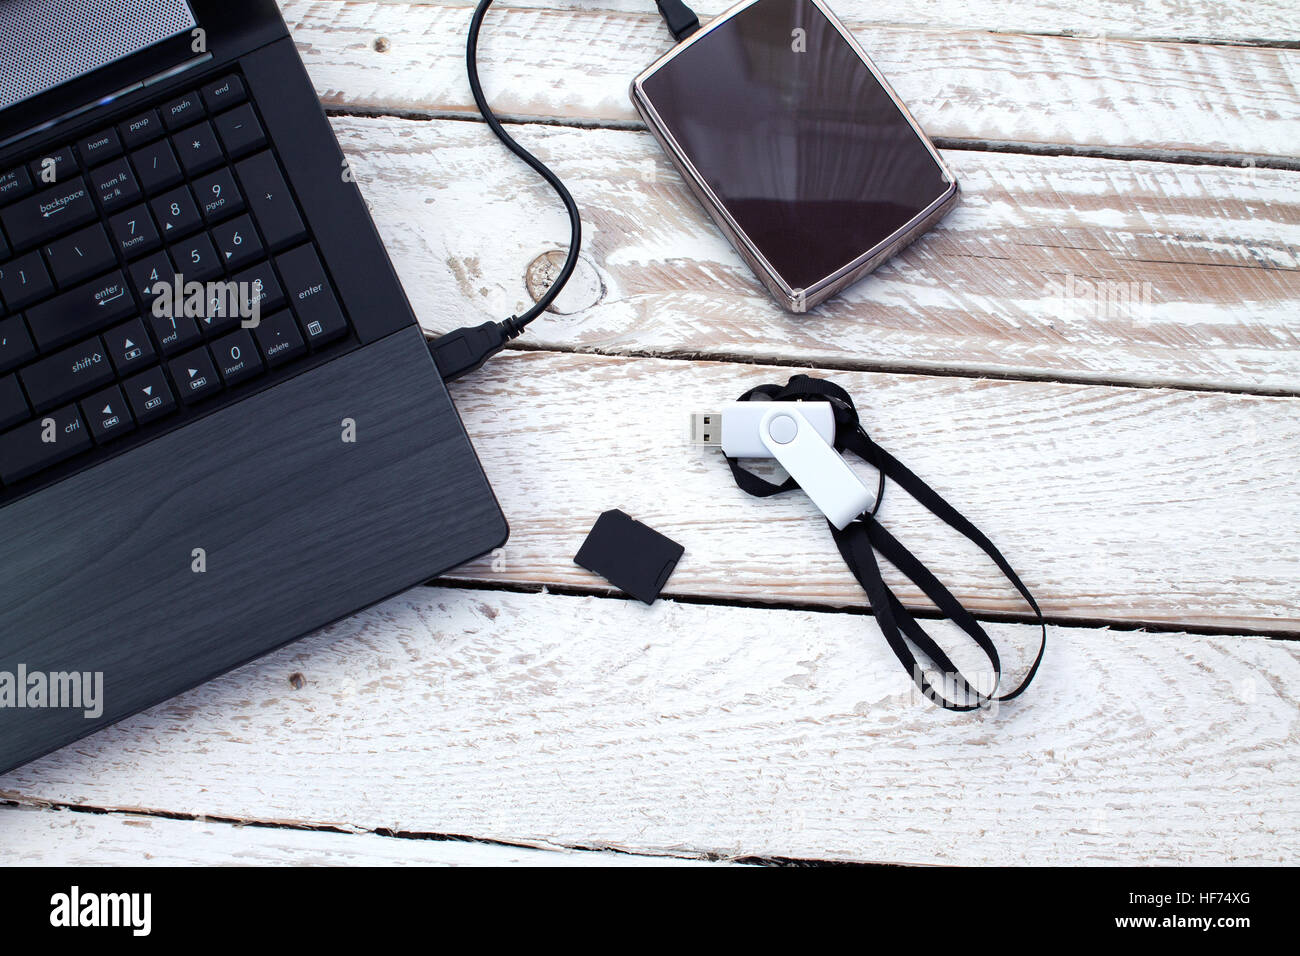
[329,113,1300,395]
[438,349,1300,634]
[425,577,1300,642]
[2,586,1295,865]
[0,801,736,866]
[295,0,1300,48]
[281,1,1300,163]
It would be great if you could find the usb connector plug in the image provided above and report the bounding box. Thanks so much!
[690,412,722,446]
[690,401,836,458]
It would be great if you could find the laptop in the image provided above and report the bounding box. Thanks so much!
[0,0,508,774]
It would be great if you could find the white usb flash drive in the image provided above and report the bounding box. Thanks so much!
[691,401,835,458]
[691,401,873,529]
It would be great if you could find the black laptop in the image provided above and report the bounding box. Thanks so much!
[0,0,508,774]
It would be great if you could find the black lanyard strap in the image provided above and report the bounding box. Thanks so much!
[726,374,1046,711]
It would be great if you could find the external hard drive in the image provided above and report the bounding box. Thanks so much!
[631,0,959,312]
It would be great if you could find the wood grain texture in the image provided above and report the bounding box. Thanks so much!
[440,350,1300,632]
[297,0,1300,45]
[282,1,1300,161]
[0,804,722,865]
[329,114,1300,393]
[3,587,1296,865]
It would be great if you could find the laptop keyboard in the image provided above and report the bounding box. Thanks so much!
[0,72,353,493]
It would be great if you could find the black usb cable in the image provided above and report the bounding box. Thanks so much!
[430,0,699,381]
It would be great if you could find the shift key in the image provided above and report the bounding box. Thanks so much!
[26,271,135,351]
[0,403,91,484]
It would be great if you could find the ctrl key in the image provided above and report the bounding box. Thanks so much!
[0,404,92,484]
[124,366,177,425]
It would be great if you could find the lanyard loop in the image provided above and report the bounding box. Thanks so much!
[726,375,1046,711]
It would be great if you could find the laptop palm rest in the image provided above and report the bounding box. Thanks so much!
[0,326,506,774]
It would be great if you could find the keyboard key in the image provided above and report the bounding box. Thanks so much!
[212,214,261,269]
[173,121,223,176]
[89,156,142,211]
[130,139,183,193]
[0,166,34,204]
[20,336,114,413]
[82,384,135,444]
[77,128,123,166]
[104,318,156,375]
[0,375,29,430]
[168,346,222,404]
[150,185,201,238]
[201,74,246,112]
[197,304,241,339]
[169,233,223,282]
[28,146,77,187]
[193,167,244,222]
[161,90,205,130]
[0,251,54,311]
[26,270,134,351]
[233,260,285,316]
[214,104,265,158]
[253,310,306,368]
[128,250,176,307]
[107,203,161,257]
[235,151,305,250]
[276,244,348,347]
[124,366,176,424]
[0,176,96,249]
[119,109,163,149]
[44,223,117,287]
[0,402,91,484]
[0,316,37,374]
[147,312,201,356]
[0,229,7,261]
[212,328,263,385]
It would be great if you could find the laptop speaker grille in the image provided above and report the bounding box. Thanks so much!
[0,0,197,113]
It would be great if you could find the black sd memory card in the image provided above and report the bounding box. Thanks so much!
[573,509,684,605]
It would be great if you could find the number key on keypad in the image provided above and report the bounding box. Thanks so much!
[150,185,201,239]
[212,328,263,385]
[129,250,176,309]
[147,312,201,356]
[212,214,262,269]
[108,204,161,257]
[169,233,223,282]
[193,167,244,223]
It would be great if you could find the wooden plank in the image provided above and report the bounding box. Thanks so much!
[442,350,1300,632]
[329,114,1300,393]
[0,804,722,865]
[2,588,1296,865]
[282,2,1300,161]
[294,0,1300,46]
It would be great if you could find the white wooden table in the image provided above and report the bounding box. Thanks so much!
[2,0,1298,866]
